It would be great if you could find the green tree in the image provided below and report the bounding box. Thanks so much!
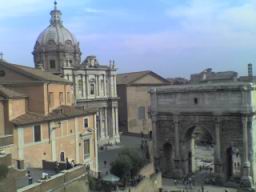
[0,164,8,181]
[119,148,145,177]
[110,154,132,182]
[110,148,146,185]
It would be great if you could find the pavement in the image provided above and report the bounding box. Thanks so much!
[162,178,238,192]
[16,168,56,189]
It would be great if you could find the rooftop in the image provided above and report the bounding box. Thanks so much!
[12,105,97,126]
[0,85,27,99]
[0,60,72,84]
[117,70,169,85]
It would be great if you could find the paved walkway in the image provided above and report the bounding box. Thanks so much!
[162,178,238,192]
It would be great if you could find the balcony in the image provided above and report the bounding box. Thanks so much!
[0,135,13,148]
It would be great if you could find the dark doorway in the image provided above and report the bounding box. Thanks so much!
[163,143,172,176]
[60,152,65,162]
[188,151,192,173]
[226,147,233,178]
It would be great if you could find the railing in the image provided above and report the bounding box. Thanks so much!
[0,135,13,148]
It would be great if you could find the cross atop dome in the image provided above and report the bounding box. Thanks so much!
[54,1,57,10]
[50,0,62,26]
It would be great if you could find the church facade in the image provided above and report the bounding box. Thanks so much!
[32,2,120,145]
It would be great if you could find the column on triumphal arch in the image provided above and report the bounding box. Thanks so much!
[240,115,253,188]
[214,115,222,174]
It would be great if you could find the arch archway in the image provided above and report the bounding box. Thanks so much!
[184,126,215,175]
[161,143,173,177]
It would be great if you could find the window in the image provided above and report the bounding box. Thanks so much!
[0,70,5,77]
[84,118,88,128]
[138,106,145,120]
[78,79,83,96]
[50,60,56,69]
[48,92,54,107]
[84,140,90,159]
[59,92,64,105]
[34,125,41,142]
[67,92,71,103]
[90,84,95,95]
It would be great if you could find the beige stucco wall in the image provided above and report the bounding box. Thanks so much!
[13,85,45,114]
[14,114,97,169]
[8,98,26,120]
[47,84,74,113]
[118,73,168,135]
[0,100,5,136]
[126,86,152,134]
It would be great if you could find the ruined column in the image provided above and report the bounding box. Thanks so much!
[150,88,160,171]
[174,115,180,159]
[240,115,253,188]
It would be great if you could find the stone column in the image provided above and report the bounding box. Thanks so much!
[104,107,108,137]
[173,115,183,178]
[84,75,87,99]
[191,135,196,173]
[115,107,119,137]
[174,116,180,159]
[214,116,222,173]
[240,115,253,188]
[112,107,116,137]
[150,88,160,171]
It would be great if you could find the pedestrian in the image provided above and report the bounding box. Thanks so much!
[55,162,60,173]
[104,160,107,168]
[71,160,76,168]
[201,184,204,192]
[26,170,33,185]
[66,157,71,169]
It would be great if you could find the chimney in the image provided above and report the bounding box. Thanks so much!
[248,63,253,82]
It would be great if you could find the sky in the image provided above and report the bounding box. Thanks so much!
[1,0,256,78]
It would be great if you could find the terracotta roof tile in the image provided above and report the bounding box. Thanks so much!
[0,61,72,84]
[0,85,27,98]
[12,106,97,126]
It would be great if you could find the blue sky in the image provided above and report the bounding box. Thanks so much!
[1,0,256,78]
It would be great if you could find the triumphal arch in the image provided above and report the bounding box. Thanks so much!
[150,81,256,189]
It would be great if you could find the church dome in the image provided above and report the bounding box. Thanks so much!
[34,1,79,48]
[36,24,78,46]
[33,1,81,73]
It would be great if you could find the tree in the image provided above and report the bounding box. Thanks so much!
[110,148,146,184]
[0,164,8,181]
[110,154,132,183]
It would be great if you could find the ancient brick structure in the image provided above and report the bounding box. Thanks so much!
[150,69,256,190]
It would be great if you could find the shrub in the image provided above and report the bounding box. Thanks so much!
[110,148,146,184]
[0,164,8,181]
